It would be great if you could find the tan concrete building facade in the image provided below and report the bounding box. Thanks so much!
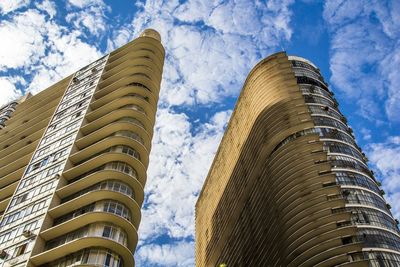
[0,29,164,267]
[196,52,400,266]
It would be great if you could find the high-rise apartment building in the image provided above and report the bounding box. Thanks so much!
[196,52,400,266]
[0,29,164,267]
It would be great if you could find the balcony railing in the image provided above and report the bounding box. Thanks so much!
[61,180,135,203]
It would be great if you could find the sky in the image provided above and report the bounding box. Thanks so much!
[0,0,399,266]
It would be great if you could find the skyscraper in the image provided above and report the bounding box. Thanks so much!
[0,29,164,267]
[196,52,400,266]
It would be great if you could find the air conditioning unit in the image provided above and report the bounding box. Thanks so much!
[22,230,34,238]
[0,249,8,259]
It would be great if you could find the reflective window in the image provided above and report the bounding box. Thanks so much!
[296,75,329,91]
[299,84,333,99]
[307,104,344,121]
[103,200,131,221]
[315,127,356,146]
[61,180,135,203]
[358,228,400,251]
[113,130,144,145]
[120,104,146,115]
[104,161,138,178]
[54,200,132,225]
[46,223,128,250]
[313,116,349,132]
[117,117,145,128]
[304,94,335,107]
[335,172,379,194]
[47,248,123,267]
[342,188,388,211]
[330,155,372,177]
[348,207,399,232]
[324,141,364,161]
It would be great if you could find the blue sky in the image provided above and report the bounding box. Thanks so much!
[0,0,400,266]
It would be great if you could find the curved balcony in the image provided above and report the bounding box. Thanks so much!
[113,130,145,145]
[0,165,25,190]
[285,209,351,246]
[335,171,380,194]
[49,190,141,228]
[343,250,400,266]
[102,56,159,80]
[92,85,157,110]
[312,115,349,133]
[46,223,128,250]
[86,96,155,123]
[342,188,389,212]
[74,145,142,167]
[323,141,365,163]
[61,179,135,203]
[44,247,125,267]
[30,236,134,267]
[57,169,144,206]
[293,67,326,84]
[296,75,329,92]
[0,151,32,178]
[97,72,159,99]
[316,127,357,147]
[80,109,152,137]
[347,206,400,233]
[330,156,373,178]
[107,46,163,72]
[70,138,149,167]
[288,226,358,265]
[51,198,139,228]
[42,211,137,250]
[296,242,364,267]
[99,64,161,90]
[307,103,344,122]
[75,121,151,151]
[64,152,146,186]
[299,84,333,99]
[107,40,164,71]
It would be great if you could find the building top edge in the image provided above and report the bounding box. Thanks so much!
[140,29,162,42]
[196,51,288,206]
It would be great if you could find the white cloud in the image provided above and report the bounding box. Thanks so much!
[0,77,23,106]
[0,3,105,94]
[367,137,400,219]
[136,241,194,267]
[65,2,110,37]
[135,109,231,265]
[360,127,372,141]
[108,0,294,106]
[139,109,231,240]
[324,0,400,122]
[67,0,104,9]
[36,0,57,18]
[0,0,30,14]
[27,28,101,93]
[0,9,47,71]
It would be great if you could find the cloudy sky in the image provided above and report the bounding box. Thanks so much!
[1,0,399,266]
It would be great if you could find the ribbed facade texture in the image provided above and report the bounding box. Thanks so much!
[0,29,164,267]
[195,52,400,266]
